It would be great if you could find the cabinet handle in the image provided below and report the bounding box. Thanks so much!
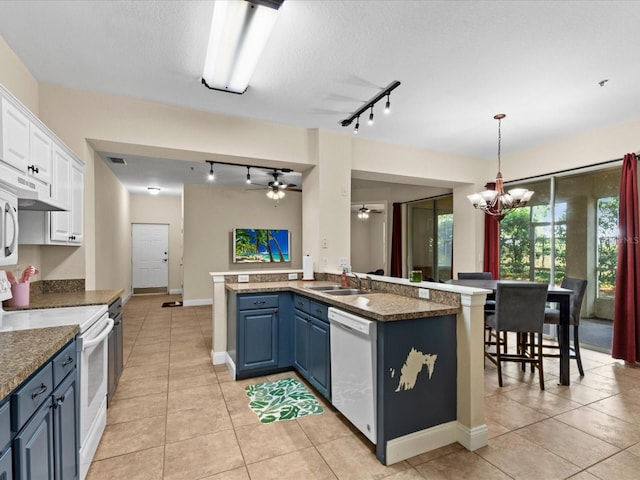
[31,383,48,399]
[62,357,74,367]
[69,235,76,241]
[28,165,39,174]
[56,394,66,404]
[253,300,266,305]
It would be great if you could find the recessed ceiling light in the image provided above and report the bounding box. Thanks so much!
[147,187,160,195]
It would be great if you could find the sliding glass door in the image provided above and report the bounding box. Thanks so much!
[498,165,621,351]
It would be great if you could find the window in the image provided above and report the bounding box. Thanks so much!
[596,196,619,298]
[499,165,621,323]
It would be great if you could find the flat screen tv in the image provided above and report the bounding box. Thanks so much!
[233,228,291,263]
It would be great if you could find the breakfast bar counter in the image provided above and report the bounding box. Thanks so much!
[4,289,124,311]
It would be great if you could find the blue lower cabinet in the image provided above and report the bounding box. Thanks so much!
[293,313,310,375]
[53,373,78,480]
[0,446,12,480]
[238,308,279,371]
[308,317,330,399]
[14,398,55,480]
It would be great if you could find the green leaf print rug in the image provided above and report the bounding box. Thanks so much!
[245,377,324,424]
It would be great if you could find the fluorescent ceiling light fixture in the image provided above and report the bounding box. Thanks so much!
[202,0,283,94]
[147,187,161,195]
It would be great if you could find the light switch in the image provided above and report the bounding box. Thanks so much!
[238,274,249,283]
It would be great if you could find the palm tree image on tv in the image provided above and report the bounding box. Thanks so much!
[234,228,290,263]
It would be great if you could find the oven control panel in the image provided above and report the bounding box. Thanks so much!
[0,270,12,302]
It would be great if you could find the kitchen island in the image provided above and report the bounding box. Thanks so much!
[211,271,490,465]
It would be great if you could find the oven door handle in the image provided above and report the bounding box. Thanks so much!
[82,318,114,350]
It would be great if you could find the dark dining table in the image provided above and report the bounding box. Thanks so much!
[449,279,574,386]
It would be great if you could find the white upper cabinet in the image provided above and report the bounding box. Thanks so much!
[28,122,53,186]
[69,157,83,243]
[1,96,29,173]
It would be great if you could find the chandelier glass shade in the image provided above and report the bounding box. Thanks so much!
[266,187,285,200]
[357,205,370,220]
[467,114,534,221]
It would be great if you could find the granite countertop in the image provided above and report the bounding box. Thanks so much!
[226,281,459,321]
[0,325,78,402]
[4,289,124,311]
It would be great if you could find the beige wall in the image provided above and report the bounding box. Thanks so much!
[0,35,38,115]
[183,184,302,303]
[130,193,183,293]
[94,154,131,293]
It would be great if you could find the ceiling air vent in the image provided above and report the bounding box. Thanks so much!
[108,157,127,165]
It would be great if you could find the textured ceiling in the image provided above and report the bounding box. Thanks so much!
[1,0,639,191]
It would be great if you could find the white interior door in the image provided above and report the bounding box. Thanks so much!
[132,224,169,290]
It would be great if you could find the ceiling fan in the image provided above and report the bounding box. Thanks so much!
[356,204,384,219]
[252,168,301,200]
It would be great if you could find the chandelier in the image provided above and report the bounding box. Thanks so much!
[467,114,534,221]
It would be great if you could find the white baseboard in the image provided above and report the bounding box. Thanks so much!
[169,288,183,295]
[182,298,213,307]
[225,352,236,380]
[211,350,227,365]
[456,422,489,451]
[385,421,458,465]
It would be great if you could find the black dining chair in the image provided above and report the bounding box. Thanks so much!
[540,277,588,376]
[484,282,549,389]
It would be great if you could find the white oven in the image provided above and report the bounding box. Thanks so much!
[0,187,18,266]
[0,275,111,480]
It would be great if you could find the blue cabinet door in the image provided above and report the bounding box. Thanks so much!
[238,308,279,370]
[294,312,310,374]
[53,373,78,480]
[309,317,331,399]
[14,399,55,480]
[0,446,12,480]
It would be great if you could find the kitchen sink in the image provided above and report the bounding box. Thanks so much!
[306,285,346,291]
[325,288,376,296]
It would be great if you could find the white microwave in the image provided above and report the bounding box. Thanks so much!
[0,187,18,266]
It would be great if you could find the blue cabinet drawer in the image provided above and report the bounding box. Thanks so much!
[0,445,12,480]
[0,401,10,450]
[11,362,53,432]
[309,300,328,322]
[238,295,279,310]
[52,341,76,388]
[293,295,310,313]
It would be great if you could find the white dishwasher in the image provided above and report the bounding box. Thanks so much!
[328,307,377,443]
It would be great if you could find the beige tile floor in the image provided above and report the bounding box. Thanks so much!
[86,294,640,480]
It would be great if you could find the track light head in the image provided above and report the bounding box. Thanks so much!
[384,93,390,114]
[368,106,374,125]
[354,116,360,133]
[206,160,215,181]
[246,166,251,184]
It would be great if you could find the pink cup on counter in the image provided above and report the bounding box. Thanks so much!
[6,282,29,307]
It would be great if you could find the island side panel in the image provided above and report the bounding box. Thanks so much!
[376,314,457,463]
[226,291,237,367]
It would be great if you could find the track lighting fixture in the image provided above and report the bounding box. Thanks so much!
[246,166,251,184]
[206,160,215,181]
[340,80,401,131]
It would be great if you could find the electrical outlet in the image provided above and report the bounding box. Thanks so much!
[418,288,430,300]
[338,258,348,267]
[238,274,249,283]
[321,238,328,248]
[288,273,298,280]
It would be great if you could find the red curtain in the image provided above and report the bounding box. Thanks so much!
[482,182,500,279]
[612,153,640,363]
[391,202,403,277]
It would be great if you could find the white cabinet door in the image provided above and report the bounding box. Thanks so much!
[1,97,29,173]
[29,122,53,185]
[69,158,84,243]
[50,145,72,242]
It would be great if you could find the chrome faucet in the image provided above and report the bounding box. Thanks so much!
[366,275,373,291]
[352,273,362,289]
